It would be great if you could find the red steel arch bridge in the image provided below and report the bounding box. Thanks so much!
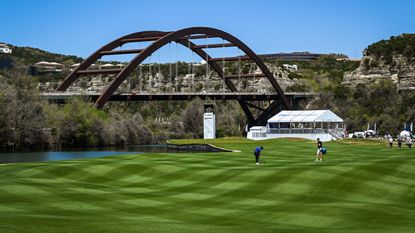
[56,27,309,126]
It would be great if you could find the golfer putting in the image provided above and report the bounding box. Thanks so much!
[254,146,263,165]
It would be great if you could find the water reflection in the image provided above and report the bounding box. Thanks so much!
[0,151,139,164]
[0,144,201,164]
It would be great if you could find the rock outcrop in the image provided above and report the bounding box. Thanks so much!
[60,62,303,94]
[344,34,415,91]
[344,55,415,90]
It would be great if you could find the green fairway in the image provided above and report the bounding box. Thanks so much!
[1,138,415,233]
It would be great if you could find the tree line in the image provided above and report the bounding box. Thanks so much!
[308,79,415,135]
[0,73,246,150]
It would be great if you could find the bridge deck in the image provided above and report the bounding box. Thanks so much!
[42,92,313,102]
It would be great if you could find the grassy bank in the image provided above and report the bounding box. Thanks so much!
[0,138,414,232]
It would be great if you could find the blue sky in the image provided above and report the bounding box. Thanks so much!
[2,0,415,61]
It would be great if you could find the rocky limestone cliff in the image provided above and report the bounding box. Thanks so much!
[344,34,415,91]
[343,55,415,90]
[59,63,303,94]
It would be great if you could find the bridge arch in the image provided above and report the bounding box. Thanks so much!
[56,27,292,125]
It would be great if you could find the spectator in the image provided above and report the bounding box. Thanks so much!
[388,137,393,149]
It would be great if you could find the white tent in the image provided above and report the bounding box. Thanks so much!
[268,110,343,123]
[248,110,345,141]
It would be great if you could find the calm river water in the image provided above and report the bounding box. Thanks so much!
[0,145,199,164]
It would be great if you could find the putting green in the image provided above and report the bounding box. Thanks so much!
[0,138,414,233]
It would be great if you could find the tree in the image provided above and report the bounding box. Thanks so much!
[58,97,107,147]
[1,73,49,147]
[0,87,10,145]
[216,101,245,137]
[104,111,153,145]
[182,98,204,138]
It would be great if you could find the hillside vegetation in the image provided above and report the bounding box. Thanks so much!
[0,73,246,150]
[310,34,415,134]
[365,33,415,65]
[1,44,83,67]
[1,34,415,142]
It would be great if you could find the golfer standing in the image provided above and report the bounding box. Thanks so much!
[388,137,393,149]
[316,138,323,161]
[254,146,263,165]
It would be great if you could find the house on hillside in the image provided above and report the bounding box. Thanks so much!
[247,110,345,141]
[0,43,12,54]
[34,61,64,71]
[30,61,64,75]
[283,64,298,72]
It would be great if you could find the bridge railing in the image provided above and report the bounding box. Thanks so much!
[41,91,314,96]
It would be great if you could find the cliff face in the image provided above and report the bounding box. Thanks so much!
[343,55,415,90]
[63,63,303,94]
[343,34,415,91]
